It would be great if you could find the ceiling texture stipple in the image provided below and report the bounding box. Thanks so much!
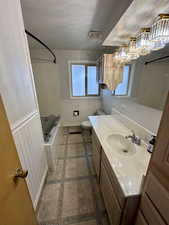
[21,0,133,49]
[103,0,169,47]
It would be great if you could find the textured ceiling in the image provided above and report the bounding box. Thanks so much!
[103,0,169,46]
[21,0,133,49]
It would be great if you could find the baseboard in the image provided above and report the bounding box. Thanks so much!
[62,122,81,127]
[33,166,48,209]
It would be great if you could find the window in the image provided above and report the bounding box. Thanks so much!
[112,65,131,96]
[71,63,99,97]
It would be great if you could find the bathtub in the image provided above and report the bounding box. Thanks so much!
[41,115,62,171]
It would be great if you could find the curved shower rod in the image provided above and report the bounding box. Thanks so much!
[25,29,56,64]
[145,55,169,65]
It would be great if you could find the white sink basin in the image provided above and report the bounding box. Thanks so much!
[106,134,136,156]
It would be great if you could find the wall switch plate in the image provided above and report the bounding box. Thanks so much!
[73,110,79,116]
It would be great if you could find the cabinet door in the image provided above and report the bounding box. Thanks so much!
[92,130,101,179]
[135,93,169,225]
[102,152,125,207]
[100,163,121,225]
[98,55,104,83]
[93,148,100,178]
[135,211,148,225]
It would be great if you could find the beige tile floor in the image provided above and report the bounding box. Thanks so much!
[37,127,110,225]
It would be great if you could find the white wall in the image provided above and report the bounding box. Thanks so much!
[0,0,47,208]
[32,62,61,116]
[61,98,101,126]
[30,49,102,126]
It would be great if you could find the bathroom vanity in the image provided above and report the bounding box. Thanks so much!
[89,115,151,225]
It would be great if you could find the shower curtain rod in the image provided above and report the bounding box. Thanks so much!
[31,58,54,63]
[25,29,56,64]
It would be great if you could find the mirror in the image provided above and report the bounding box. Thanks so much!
[130,44,169,111]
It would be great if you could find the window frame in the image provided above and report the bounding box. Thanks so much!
[70,62,100,98]
[112,64,131,97]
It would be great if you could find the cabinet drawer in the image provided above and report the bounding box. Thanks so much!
[100,163,121,225]
[92,129,101,153]
[102,152,125,207]
[135,211,148,225]
[145,172,169,224]
[92,129,102,180]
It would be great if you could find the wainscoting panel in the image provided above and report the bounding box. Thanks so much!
[13,112,47,208]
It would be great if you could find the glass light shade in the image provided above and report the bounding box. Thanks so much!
[118,46,130,63]
[151,40,166,51]
[114,49,127,63]
[136,28,151,55]
[114,51,121,61]
[150,14,169,50]
[128,38,140,60]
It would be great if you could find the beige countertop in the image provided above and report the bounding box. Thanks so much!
[89,115,151,197]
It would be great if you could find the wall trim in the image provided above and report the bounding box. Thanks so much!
[61,121,81,127]
[12,110,38,133]
[34,165,48,209]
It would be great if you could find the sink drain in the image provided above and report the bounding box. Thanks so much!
[122,149,128,153]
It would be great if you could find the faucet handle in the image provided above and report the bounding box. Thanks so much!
[130,129,135,137]
[135,136,141,145]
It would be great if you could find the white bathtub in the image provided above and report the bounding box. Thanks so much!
[44,121,63,171]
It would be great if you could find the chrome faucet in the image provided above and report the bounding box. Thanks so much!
[125,130,141,145]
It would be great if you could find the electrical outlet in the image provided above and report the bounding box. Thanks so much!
[73,110,79,117]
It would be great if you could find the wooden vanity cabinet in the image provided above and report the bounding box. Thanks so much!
[100,152,139,225]
[91,129,139,225]
[92,129,102,180]
[135,211,148,225]
[96,55,104,84]
[100,162,122,225]
[101,152,125,207]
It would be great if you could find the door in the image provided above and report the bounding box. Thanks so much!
[135,93,169,224]
[0,96,38,225]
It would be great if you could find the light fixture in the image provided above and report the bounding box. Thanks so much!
[114,51,121,61]
[150,14,169,51]
[136,28,151,55]
[118,45,130,63]
[111,13,169,60]
[128,38,140,60]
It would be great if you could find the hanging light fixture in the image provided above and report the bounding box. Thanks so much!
[110,13,169,61]
[128,38,140,60]
[150,14,169,51]
[114,50,121,61]
[136,28,152,55]
[118,45,130,63]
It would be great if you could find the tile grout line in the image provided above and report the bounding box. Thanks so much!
[82,132,103,225]
[58,154,90,160]
[47,174,97,185]
[56,132,69,225]
[62,213,96,225]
